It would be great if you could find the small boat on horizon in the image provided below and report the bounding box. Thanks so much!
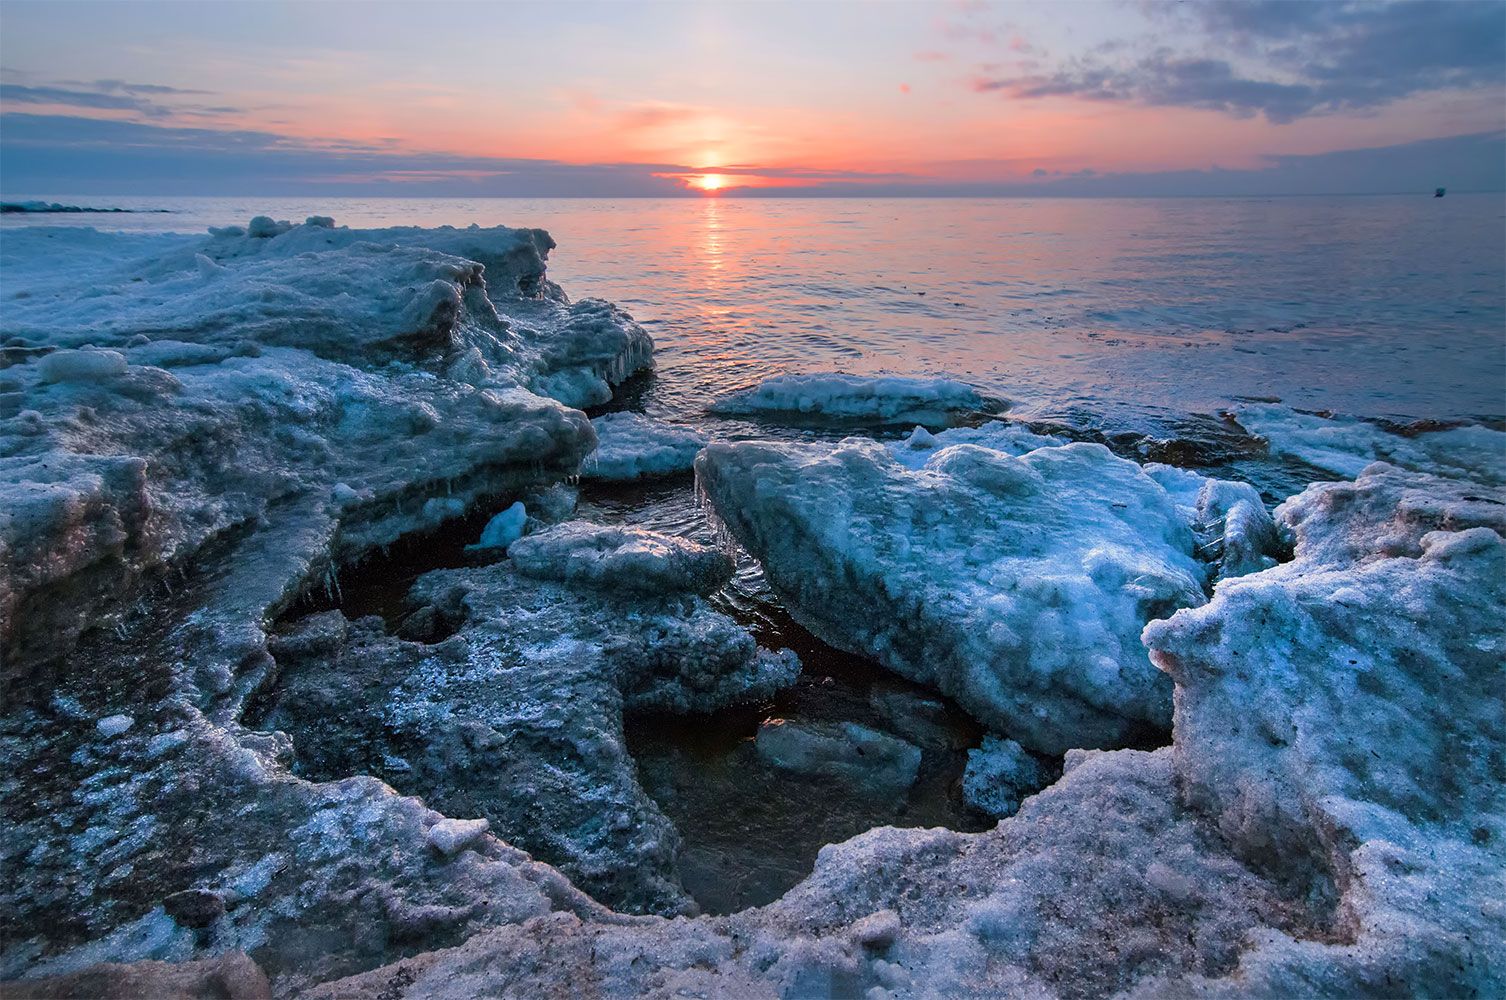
[1435,187,1446,197]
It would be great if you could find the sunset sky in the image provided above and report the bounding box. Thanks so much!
[2,0,1503,196]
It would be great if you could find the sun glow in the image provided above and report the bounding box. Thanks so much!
[689,173,730,193]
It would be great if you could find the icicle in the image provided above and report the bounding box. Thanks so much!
[693,466,739,556]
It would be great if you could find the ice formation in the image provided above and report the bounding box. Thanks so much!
[710,373,991,428]
[885,420,1064,469]
[694,436,1279,753]
[306,452,1503,1000]
[1233,403,1506,484]
[507,521,734,595]
[470,501,527,550]
[0,218,663,984]
[582,411,707,480]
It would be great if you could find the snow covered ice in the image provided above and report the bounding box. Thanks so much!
[1232,402,1506,484]
[694,434,1280,753]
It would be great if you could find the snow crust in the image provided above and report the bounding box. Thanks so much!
[695,436,1277,753]
[262,539,798,914]
[710,373,990,428]
[0,218,662,982]
[961,736,1049,817]
[885,421,1064,469]
[1141,460,1506,997]
[583,412,707,480]
[313,448,1503,1000]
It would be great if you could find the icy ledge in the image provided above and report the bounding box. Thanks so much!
[0,217,655,671]
[582,412,708,481]
[0,218,678,988]
[710,372,993,428]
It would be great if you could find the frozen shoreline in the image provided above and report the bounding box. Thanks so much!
[2,218,1502,998]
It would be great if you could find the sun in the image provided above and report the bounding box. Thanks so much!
[689,173,729,193]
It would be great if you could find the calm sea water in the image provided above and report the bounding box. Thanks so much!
[6,194,1503,423]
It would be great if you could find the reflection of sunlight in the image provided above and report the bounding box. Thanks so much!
[701,198,724,277]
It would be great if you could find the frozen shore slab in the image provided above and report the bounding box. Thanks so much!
[710,372,991,428]
[0,217,662,674]
[0,218,663,986]
[308,450,1504,999]
[694,435,1276,753]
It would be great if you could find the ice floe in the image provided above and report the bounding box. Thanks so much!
[261,531,798,914]
[962,736,1050,817]
[582,411,707,481]
[710,372,991,428]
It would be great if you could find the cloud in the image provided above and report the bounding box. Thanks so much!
[0,84,164,115]
[613,101,705,131]
[63,79,214,97]
[971,0,1506,123]
[0,78,235,119]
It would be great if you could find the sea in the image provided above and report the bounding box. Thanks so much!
[5,194,1503,425]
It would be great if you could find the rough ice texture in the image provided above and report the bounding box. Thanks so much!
[710,373,989,428]
[0,217,661,673]
[306,749,1317,999]
[1233,403,1506,484]
[304,458,1502,999]
[0,219,654,990]
[695,436,1276,754]
[4,952,272,998]
[885,420,1064,469]
[470,501,527,550]
[582,411,707,480]
[1140,461,1506,997]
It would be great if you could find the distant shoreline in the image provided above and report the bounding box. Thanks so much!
[0,201,174,214]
